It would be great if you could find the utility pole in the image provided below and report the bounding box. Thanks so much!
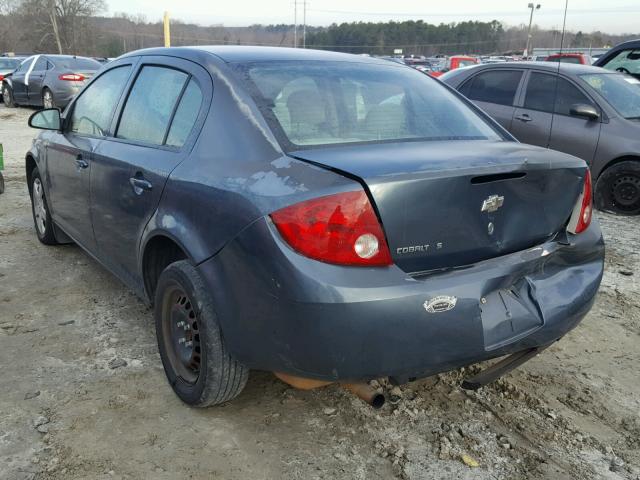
[163,11,171,47]
[48,0,63,54]
[525,3,541,58]
[294,1,297,48]
[303,0,307,48]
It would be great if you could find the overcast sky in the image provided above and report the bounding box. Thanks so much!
[104,0,639,34]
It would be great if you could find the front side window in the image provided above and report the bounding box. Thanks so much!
[236,61,502,149]
[117,66,188,145]
[70,65,131,136]
[581,73,640,120]
[524,72,595,116]
[15,57,34,73]
[460,70,523,106]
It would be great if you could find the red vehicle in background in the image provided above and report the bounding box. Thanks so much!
[429,55,479,78]
[545,53,593,65]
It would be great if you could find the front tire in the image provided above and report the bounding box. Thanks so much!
[594,161,640,215]
[2,84,16,108]
[30,167,59,245]
[42,88,55,109]
[155,260,249,407]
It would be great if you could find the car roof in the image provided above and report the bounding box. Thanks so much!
[121,46,396,66]
[471,61,607,75]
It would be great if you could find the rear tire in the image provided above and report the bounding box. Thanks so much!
[0,172,4,194]
[155,260,249,407]
[29,167,59,245]
[42,88,55,109]
[594,161,640,215]
[2,84,16,108]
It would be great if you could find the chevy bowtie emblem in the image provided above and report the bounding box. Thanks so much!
[481,194,504,213]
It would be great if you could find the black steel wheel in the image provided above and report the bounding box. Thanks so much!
[595,160,640,215]
[29,167,59,244]
[155,260,249,407]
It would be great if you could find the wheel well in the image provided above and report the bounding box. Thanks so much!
[596,156,640,180]
[25,155,36,192]
[142,236,188,302]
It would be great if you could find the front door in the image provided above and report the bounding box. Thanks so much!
[9,56,34,104]
[46,64,134,250]
[91,58,207,286]
[27,56,49,105]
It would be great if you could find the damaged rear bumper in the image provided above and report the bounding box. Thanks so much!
[197,217,604,382]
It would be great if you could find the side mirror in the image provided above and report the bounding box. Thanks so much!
[570,103,600,121]
[28,108,62,131]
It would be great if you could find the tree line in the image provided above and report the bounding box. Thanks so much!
[0,1,637,58]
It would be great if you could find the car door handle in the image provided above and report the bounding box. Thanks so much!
[75,156,89,170]
[514,114,532,123]
[129,177,153,195]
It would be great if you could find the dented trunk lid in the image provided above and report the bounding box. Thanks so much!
[291,140,586,273]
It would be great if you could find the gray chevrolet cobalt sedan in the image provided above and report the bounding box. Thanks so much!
[442,62,640,215]
[25,47,604,407]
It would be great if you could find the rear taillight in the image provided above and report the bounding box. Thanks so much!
[58,73,85,81]
[0,75,4,82]
[567,169,593,234]
[270,190,393,266]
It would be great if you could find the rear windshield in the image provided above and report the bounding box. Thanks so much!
[53,57,101,70]
[0,58,21,70]
[234,61,502,149]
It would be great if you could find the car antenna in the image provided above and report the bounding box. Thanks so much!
[548,0,569,148]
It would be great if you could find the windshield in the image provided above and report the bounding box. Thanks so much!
[601,48,640,75]
[235,61,501,149]
[458,60,477,68]
[580,73,640,119]
[0,58,21,70]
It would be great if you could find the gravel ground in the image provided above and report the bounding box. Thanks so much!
[1,104,639,480]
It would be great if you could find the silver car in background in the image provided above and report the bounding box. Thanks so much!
[442,62,640,215]
[2,54,101,109]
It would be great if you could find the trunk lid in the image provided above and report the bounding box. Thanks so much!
[291,140,586,273]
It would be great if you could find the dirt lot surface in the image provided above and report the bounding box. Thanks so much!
[1,104,639,480]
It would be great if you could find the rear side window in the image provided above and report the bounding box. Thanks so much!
[117,66,188,145]
[70,65,131,137]
[166,79,203,147]
[524,72,595,116]
[460,70,523,106]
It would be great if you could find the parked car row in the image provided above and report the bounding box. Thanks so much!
[2,54,102,109]
[442,60,640,215]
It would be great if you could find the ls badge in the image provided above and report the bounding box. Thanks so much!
[481,194,504,213]
[423,295,457,313]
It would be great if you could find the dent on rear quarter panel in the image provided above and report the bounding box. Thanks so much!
[141,58,357,265]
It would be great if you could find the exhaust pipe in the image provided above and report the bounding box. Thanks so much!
[274,373,386,408]
[343,383,385,409]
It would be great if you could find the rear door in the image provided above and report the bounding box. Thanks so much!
[458,68,524,131]
[90,57,210,286]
